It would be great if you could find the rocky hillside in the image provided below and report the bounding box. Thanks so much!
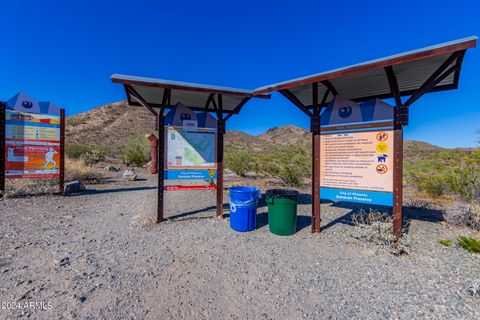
[66,100,448,156]
[66,101,156,155]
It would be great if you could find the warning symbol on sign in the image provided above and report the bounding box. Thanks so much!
[376,164,388,174]
[376,132,388,142]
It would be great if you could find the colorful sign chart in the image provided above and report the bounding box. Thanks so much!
[5,110,61,178]
[319,96,394,206]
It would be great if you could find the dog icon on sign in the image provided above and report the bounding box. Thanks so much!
[377,154,388,163]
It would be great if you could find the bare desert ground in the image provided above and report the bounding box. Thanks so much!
[0,170,479,319]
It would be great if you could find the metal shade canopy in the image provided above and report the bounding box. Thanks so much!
[111,74,270,115]
[254,36,477,107]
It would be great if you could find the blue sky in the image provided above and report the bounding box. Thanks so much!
[1,0,479,147]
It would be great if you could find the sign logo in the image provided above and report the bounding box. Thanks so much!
[338,106,353,118]
[22,100,33,109]
[376,164,388,174]
[376,132,388,142]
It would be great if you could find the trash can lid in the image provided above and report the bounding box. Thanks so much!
[266,189,299,200]
[229,186,260,194]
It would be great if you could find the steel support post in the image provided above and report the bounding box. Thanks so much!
[157,112,165,222]
[0,103,5,198]
[216,120,225,217]
[59,109,65,196]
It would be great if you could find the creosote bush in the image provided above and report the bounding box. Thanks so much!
[405,149,480,202]
[124,136,151,167]
[225,145,310,187]
[445,202,480,231]
[351,209,410,255]
[81,149,105,166]
[66,143,109,159]
[225,148,253,177]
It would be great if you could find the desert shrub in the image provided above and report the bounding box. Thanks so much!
[225,148,253,177]
[405,149,480,202]
[66,143,94,158]
[261,145,311,187]
[457,236,480,253]
[81,149,105,166]
[351,209,410,255]
[438,239,453,247]
[66,143,109,159]
[445,202,480,231]
[124,136,151,167]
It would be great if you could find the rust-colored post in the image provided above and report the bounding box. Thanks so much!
[216,120,225,217]
[311,82,321,233]
[146,134,158,174]
[0,103,5,198]
[393,127,404,238]
[312,132,321,232]
[157,113,165,222]
[59,108,65,196]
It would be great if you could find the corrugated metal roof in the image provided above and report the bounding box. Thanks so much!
[254,36,477,106]
[111,74,269,113]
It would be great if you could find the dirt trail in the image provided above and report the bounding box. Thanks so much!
[0,172,479,319]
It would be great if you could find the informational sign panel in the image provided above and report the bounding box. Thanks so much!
[5,110,61,178]
[162,103,218,191]
[166,127,216,170]
[320,96,394,206]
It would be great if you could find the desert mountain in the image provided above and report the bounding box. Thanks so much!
[66,101,446,156]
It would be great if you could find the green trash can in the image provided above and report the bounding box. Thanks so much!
[266,189,299,236]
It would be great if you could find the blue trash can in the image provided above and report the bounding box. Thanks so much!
[229,186,260,232]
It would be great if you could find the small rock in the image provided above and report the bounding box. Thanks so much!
[77,296,87,303]
[122,170,137,181]
[55,256,70,267]
[105,165,119,172]
[64,181,86,195]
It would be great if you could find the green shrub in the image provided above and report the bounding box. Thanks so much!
[438,239,453,247]
[263,145,311,187]
[66,143,94,158]
[225,148,253,177]
[81,149,105,166]
[405,149,480,202]
[457,236,480,253]
[124,136,151,166]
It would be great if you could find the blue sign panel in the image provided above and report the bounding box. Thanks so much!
[320,187,393,206]
[164,169,217,180]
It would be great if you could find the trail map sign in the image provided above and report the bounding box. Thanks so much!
[166,127,216,169]
[163,103,218,190]
[320,96,394,206]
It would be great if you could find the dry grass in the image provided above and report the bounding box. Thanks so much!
[351,209,410,255]
[65,157,102,182]
[445,202,480,231]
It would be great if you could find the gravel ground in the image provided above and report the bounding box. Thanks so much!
[0,170,479,319]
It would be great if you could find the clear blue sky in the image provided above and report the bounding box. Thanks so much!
[1,0,479,147]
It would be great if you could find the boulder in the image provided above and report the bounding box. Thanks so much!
[105,165,119,172]
[64,181,85,195]
[123,170,137,181]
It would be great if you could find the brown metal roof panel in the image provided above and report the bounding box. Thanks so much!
[254,36,477,95]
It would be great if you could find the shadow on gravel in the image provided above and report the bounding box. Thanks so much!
[254,193,313,232]
[321,202,445,234]
[66,186,157,196]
